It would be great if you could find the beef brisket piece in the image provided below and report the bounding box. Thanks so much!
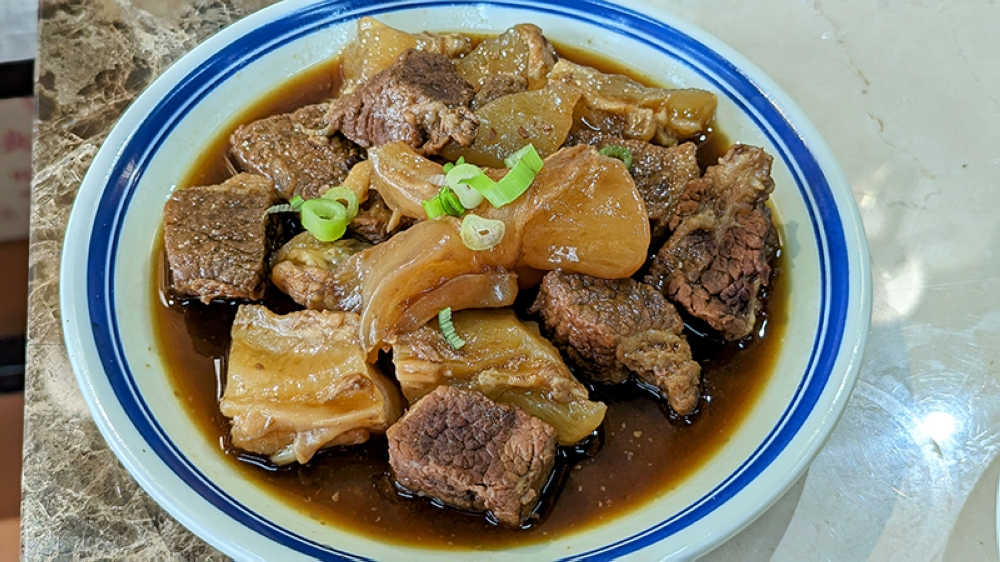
[163,173,278,303]
[645,144,778,341]
[529,270,701,415]
[387,385,557,526]
[570,130,700,242]
[326,49,478,155]
[230,103,365,200]
[349,190,414,244]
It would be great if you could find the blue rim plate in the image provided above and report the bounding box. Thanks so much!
[60,0,871,559]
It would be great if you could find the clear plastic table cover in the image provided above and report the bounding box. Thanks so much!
[22,0,1000,560]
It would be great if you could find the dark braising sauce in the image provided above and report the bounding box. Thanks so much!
[152,43,788,549]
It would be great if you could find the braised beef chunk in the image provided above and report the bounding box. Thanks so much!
[645,144,778,341]
[570,130,700,241]
[471,74,528,110]
[270,232,369,312]
[164,173,278,303]
[327,49,478,155]
[617,331,701,416]
[230,103,365,200]
[387,385,558,526]
[349,190,414,244]
[529,270,701,415]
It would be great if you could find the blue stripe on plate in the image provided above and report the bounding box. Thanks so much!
[85,0,849,559]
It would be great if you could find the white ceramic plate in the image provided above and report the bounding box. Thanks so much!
[61,0,871,559]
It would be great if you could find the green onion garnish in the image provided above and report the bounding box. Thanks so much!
[422,197,446,220]
[321,186,359,219]
[439,187,464,216]
[438,307,465,349]
[264,203,299,216]
[598,145,633,170]
[263,190,355,242]
[442,156,466,174]
[460,213,506,251]
[300,198,349,242]
[489,144,543,207]
[504,144,544,170]
[423,187,466,219]
[436,146,543,211]
[446,163,489,208]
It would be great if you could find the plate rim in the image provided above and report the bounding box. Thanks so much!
[59,0,872,560]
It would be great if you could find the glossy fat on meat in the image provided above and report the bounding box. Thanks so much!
[393,308,606,445]
[220,305,404,465]
[482,145,651,281]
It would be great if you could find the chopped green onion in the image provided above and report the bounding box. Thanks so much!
[300,198,349,242]
[460,213,506,251]
[441,156,465,174]
[438,307,465,349]
[321,186,359,219]
[446,163,488,208]
[484,144,542,207]
[504,144,544,171]
[263,193,350,242]
[599,145,633,170]
[439,187,464,216]
[264,195,306,217]
[422,197,446,220]
[423,187,466,219]
[263,203,299,216]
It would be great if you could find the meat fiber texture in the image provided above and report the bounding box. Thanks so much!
[230,103,365,200]
[646,144,779,341]
[327,49,478,155]
[163,173,278,303]
[530,270,701,415]
[387,385,557,526]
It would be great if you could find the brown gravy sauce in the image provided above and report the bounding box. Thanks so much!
[152,42,788,550]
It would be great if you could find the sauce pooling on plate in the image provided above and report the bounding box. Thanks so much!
[153,20,787,548]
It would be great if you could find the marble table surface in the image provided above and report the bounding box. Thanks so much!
[23,0,1000,560]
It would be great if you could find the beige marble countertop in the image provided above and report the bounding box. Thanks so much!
[23,0,1000,560]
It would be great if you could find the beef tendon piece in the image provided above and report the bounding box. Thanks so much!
[646,144,778,341]
[163,173,278,303]
[326,49,478,155]
[569,131,700,241]
[221,305,404,465]
[393,308,607,445]
[230,103,365,200]
[549,59,716,146]
[387,385,558,527]
[270,232,371,311]
[529,270,701,415]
